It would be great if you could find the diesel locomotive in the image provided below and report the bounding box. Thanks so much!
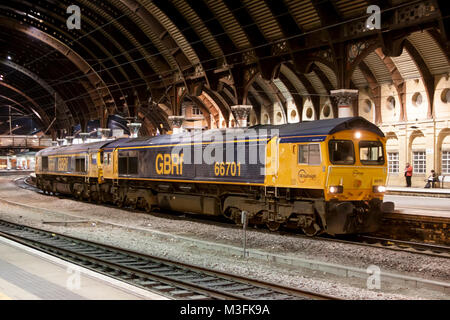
[35,117,394,236]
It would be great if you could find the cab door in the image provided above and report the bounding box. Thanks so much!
[294,143,324,188]
[97,150,104,183]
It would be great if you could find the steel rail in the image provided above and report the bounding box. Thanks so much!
[15,176,450,259]
[0,219,334,300]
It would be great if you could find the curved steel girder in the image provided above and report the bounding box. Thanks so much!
[347,41,381,87]
[427,29,450,64]
[17,0,154,117]
[404,40,435,119]
[120,0,192,85]
[265,80,288,122]
[202,87,231,125]
[0,95,32,115]
[359,61,382,123]
[0,59,73,128]
[247,90,262,123]
[375,48,407,122]
[311,63,339,118]
[224,0,276,81]
[136,111,154,136]
[151,0,226,91]
[190,96,212,129]
[283,63,320,115]
[73,0,159,100]
[278,73,303,122]
[0,17,111,124]
[0,82,48,126]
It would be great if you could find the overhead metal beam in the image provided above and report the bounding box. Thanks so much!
[359,61,382,124]
[0,59,73,128]
[0,81,49,126]
[404,40,435,118]
[375,48,407,122]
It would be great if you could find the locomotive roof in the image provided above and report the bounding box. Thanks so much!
[104,116,384,148]
[36,117,384,155]
[254,116,385,138]
[36,140,110,156]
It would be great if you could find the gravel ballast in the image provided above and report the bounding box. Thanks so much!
[0,176,448,299]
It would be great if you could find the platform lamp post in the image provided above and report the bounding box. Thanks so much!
[127,122,142,138]
[80,132,90,144]
[231,105,252,127]
[168,115,185,134]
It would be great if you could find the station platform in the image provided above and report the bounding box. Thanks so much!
[386,186,450,198]
[0,236,166,300]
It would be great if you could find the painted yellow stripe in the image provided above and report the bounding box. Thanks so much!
[113,176,267,186]
[48,153,89,158]
[39,172,89,177]
[0,292,12,300]
[117,138,271,150]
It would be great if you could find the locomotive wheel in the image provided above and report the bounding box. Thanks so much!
[302,224,320,237]
[266,221,281,232]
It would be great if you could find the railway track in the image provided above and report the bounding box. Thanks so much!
[0,219,334,300]
[14,175,450,258]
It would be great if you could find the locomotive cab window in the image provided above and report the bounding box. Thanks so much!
[328,140,355,165]
[298,144,321,165]
[359,141,385,165]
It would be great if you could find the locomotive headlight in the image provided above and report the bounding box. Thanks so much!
[354,131,362,139]
[329,185,343,194]
[373,185,386,193]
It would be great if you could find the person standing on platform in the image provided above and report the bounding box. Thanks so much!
[404,163,413,187]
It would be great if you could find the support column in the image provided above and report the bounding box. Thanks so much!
[330,89,358,118]
[80,133,90,144]
[168,116,185,134]
[127,122,142,138]
[231,105,252,127]
[56,138,65,146]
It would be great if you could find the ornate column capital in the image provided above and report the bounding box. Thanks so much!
[127,122,142,138]
[330,89,358,118]
[330,89,358,105]
[79,133,90,144]
[65,136,74,145]
[168,115,185,134]
[56,138,65,146]
[97,128,111,140]
[231,105,252,127]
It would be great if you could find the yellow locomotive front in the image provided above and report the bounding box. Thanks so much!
[323,129,393,234]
